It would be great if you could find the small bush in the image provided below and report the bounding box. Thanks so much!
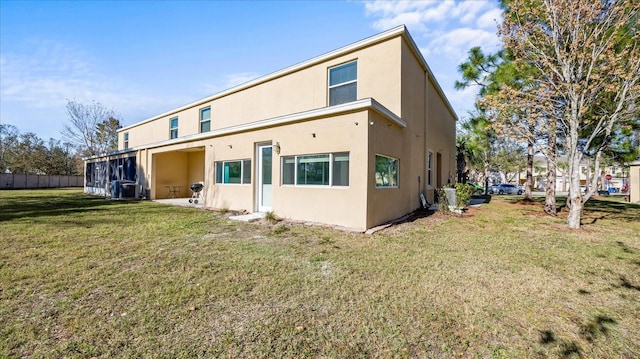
[454,182,473,208]
[437,183,473,213]
[272,224,289,234]
[264,211,278,224]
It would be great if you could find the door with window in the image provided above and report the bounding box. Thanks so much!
[256,143,273,212]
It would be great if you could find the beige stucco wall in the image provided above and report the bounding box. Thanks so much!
[119,36,402,150]
[200,110,370,230]
[630,164,640,203]
[425,76,457,196]
[96,28,458,231]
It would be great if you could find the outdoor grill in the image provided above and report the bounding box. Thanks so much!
[189,183,204,204]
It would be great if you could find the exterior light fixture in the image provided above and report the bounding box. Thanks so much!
[274,142,281,154]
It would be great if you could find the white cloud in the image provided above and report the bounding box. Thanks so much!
[431,27,500,63]
[362,0,503,118]
[476,8,503,29]
[0,39,191,131]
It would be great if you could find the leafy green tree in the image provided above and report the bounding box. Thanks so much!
[455,47,535,199]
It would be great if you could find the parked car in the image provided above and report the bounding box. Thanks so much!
[488,184,500,194]
[494,183,523,195]
[467,182,485,195]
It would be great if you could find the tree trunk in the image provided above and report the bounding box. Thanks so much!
[567,151,583,228]
[544,126,557,215]
[525,139,534,201]
[567,101,583,229]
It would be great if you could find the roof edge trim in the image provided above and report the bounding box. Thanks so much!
[119,25,408,132]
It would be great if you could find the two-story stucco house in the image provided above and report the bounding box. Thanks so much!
[84,25,457,231]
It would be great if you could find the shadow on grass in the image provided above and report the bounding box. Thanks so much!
[395,208,436,224]
[0,190,141,222]
[582,198,640,223]
[538,330,582,358]
[507,195,640,224]
[579,315,617,343]
[539,315,618,357]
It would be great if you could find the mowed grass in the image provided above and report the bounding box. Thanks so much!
[1,189,639,358]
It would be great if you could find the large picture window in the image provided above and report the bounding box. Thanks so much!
[215,159,251,184]
[375,154,399,188]
[328,61,357,106]
[200,107,211,133]
[169,117,178,139]
[282,152,349,186]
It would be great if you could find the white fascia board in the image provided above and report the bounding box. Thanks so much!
[125,99,405,152]
[119,26,407,133]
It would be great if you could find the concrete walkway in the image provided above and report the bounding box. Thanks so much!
[229,212,265,222]
[154,197,204,208]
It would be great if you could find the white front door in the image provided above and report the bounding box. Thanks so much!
[257,143,273,212]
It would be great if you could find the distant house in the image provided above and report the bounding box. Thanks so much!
[522,154,632,194]
[84,25,457,231]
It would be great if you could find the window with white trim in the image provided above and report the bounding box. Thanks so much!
[169,117,178,139]
[200,107,211,133]
[375,154,399,188]
[123,132,129,149]
[328,61,357,106]
[282,152,349,186]
[215,159,251,184]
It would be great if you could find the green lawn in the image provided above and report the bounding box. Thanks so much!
[1,189,639,358]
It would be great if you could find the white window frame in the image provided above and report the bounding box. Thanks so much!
[169,117,178,139]
[215,159,251,185]
[282,152,349,187]
[123,132,129,149]
[328,60,357,106]
[200,107,211,133]
[375,154,399,189]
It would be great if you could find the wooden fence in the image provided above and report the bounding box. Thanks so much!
[0,173,84,189]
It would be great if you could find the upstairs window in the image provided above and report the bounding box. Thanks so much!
[328,61,357,106]
[169,117,178,139]
[123,132,129,149]
[200,107,211,133]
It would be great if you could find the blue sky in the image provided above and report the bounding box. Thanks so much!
[0,0,503,141]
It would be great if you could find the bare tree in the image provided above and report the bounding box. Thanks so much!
[62,100,123,157]
[0,124,19,173]
[499,0,640,229]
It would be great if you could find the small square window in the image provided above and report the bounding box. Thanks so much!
[375,154,399,188]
